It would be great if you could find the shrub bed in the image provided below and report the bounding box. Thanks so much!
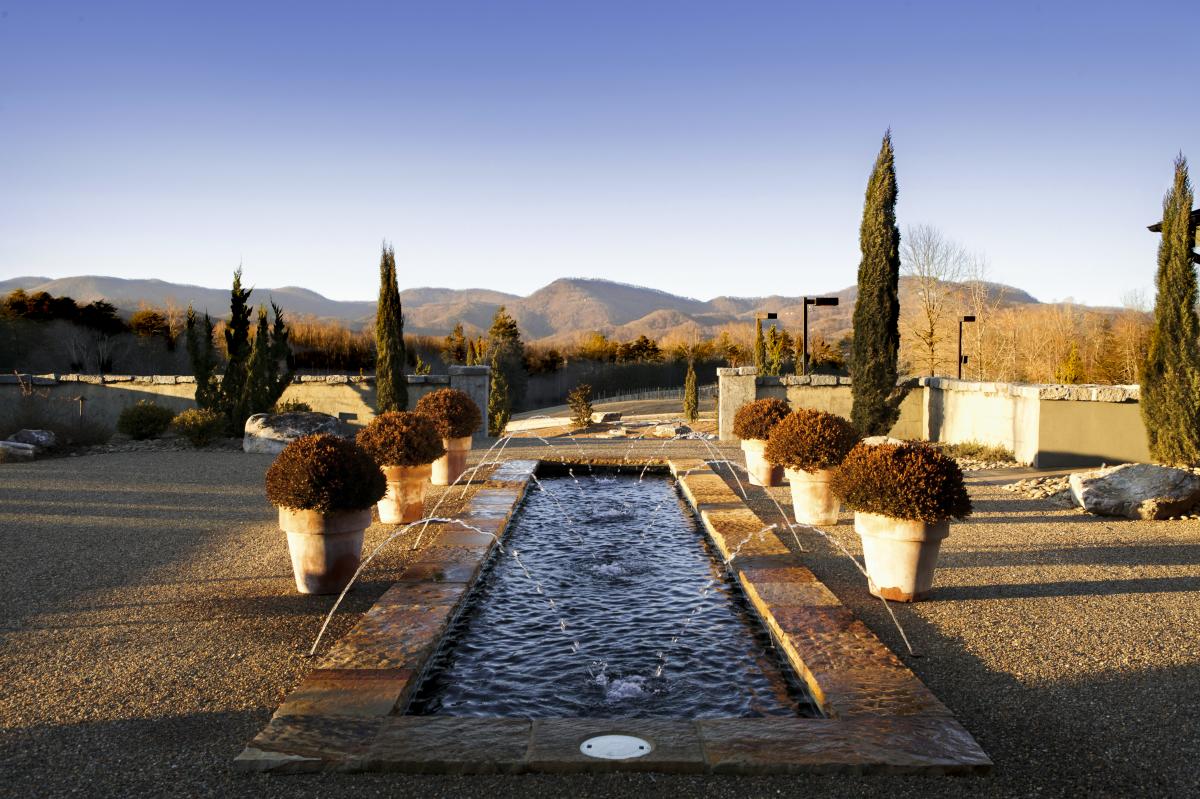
[116,401,175,440]
[172,408,225,448]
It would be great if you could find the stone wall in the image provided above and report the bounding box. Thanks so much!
[718,368,1150,467]
[0,366,491,442]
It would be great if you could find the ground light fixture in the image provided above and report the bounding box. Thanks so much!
[958,315,976,379]
[802,296,839,376]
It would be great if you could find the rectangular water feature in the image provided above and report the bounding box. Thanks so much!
[407,470,817,718]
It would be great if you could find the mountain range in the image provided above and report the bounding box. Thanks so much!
[0,274,1042,344]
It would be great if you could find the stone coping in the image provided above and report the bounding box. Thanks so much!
[1,366,489,387]
[716,367,1138,402]
[235,458,990,776]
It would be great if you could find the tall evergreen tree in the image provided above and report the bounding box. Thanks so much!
[219,267,254,418]
[683,359,699,423]
[486,306,526,411]
[850,131,903,435]
[239,307,274,421]
[1141,156,1200,464]
[442,322,468,365]
[375,243,408,412]
[487,364,511,436]
[753,317,766,372]
[185,305,221,411]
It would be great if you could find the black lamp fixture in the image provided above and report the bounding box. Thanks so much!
[802,296,839,376]
[957,315,976,379]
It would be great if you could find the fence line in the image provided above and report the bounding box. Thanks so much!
[592,383,718,404]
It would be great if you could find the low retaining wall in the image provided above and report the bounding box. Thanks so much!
[0,366,491,441]
[718,368,1149,468]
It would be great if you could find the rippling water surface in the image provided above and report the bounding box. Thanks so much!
[408,472,816,718]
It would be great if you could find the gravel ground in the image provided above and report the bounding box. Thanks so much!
[2,444,1198,798]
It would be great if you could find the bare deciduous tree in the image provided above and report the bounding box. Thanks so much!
[962,254,1006,380]
[901,224,967,376]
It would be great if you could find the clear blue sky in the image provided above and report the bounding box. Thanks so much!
[1,0,1196,306]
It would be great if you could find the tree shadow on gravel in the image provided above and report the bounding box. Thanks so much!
[721,474,1200,798]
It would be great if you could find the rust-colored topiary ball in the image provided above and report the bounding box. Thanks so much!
[831,441,972,523]
[414,388,482,439]
[732,398,791,440]
[265,434,386,512]
[355,411,445,467]
[765,409,860,471]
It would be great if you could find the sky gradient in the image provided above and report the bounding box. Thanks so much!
[1,0,1197,306]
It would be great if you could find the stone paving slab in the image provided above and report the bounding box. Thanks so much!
[369,717,532,774]
[697,717,991,775]
[237,456,990,776]
[527,718,707,774]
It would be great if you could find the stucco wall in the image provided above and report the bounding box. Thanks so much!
[718,368,1150,467]
[0,366,491,441]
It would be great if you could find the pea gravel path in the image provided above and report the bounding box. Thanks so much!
[1,441,1198,798]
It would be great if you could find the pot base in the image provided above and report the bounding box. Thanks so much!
[741,439,784,487]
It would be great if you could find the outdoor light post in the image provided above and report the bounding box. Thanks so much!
[802,296,839,376]
[957,315,976,380]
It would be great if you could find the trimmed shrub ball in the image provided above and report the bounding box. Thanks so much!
[831,441,972,523]
[265,434,386,512]
[414,388,482,439]
[732,398,791,440]
[764,408,860,472]
[355,411,445,467]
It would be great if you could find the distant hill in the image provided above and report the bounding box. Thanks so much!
[0,273,1042,343]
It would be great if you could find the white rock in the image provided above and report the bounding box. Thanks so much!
[243,412,345,455]
[6,429,57,451]
[591,411,622,423]
[654,423,691,437]
[1068,463,1200,520]
[0,441,37,460]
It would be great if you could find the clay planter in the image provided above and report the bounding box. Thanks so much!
[431,436,472,486]
[741,438,784,487]
[278,507,373,595]
[378,463,432,524]
[785,467,840,526]
[854,511,950,602]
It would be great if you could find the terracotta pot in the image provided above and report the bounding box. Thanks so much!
[854,511,950,602]
[278,507,372,595]
[378,463,432,524]
[785,467,840,526]
[741,438,784,487]
[431,435,472,486]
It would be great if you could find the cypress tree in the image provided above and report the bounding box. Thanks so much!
[267,301,293,404]
[683,359,699,423]
[850,131,903,435]
[375,243,408,412]
[239,307,274,422]
[487,364,511,436]
[185,305,220,411]
[1141,156,1200,464]
[487,306,526,411]
[220,267,253,418]
[753,317,766,372]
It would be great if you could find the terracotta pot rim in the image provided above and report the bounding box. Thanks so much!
[381,462,434,478]
[277,506,373,535]
[853,510,951,542]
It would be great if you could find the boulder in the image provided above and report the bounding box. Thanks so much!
[1069,463,1200,520]
[0,440,37,461]
[6,429,57,451]
[654,423,691,437]
[591,411,622,423]
[243,412,346,455]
